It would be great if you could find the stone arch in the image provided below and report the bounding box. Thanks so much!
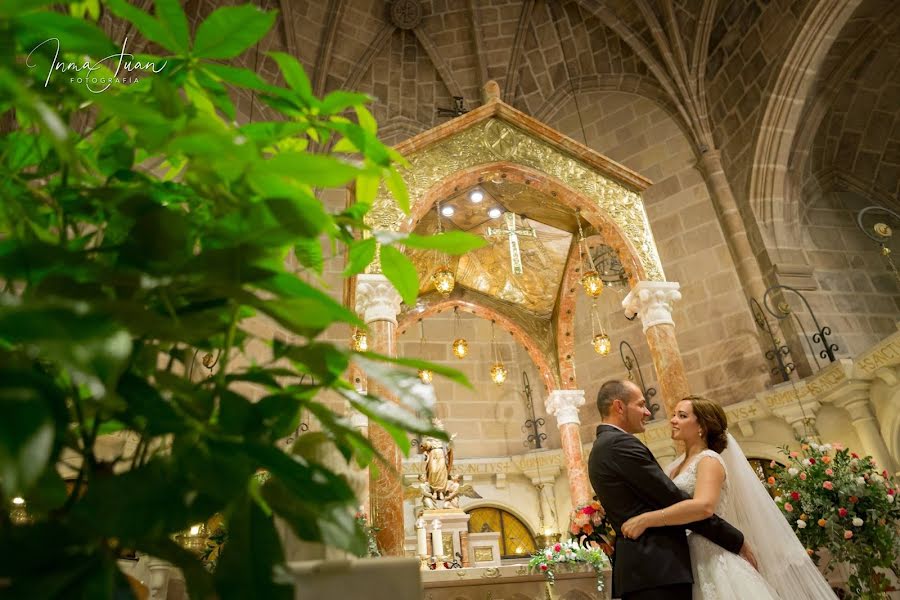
[533,73,690,144]
[396,296,557,392]
[403,161,648,285]
[747,0,862,254]
[556,234,613,389]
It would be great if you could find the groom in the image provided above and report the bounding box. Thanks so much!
[588,380,755,600]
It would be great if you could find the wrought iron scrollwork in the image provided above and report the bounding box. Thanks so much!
[520,371,547,449]
[762,284,838,364]
[619,340,659,419]
[749,298,795,382]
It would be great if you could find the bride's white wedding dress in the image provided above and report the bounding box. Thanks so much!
[667,436,838,600]
[669,449,781,599]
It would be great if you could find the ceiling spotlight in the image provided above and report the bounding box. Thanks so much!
[441,205,455,217]
[488,207,502,219]
[469,190,484,203]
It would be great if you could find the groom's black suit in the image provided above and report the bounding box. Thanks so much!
[588,424,745,600]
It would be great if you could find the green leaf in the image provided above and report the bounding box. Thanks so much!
[355,351,471,389]
[0,0,56,17]
[0,306,132,396]
[378,245,418,305]
[354,105,378,135]
[381,230,488,255]
[194,5,277,59]
[261,478,366,556]
[384,168,409,214]
[215,493,291,600]
[141,539,216,600]
[97,129,134,176]
[104,0,176,52]
[293,238,324,274]
[0,378,55,495]
[343,237,376,276]
[275,342,349,384]
[354,174,379,204]
[14,11,116,57]
[204,63,277,92]
[348,354,440,414]
[269,51,313,104]
[256,152,361,188]
[321,91,372,115]
[155,0,190,53]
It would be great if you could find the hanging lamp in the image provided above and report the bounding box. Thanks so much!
[576,211,603,298]
[417,320,433,384]
[451,307,468,359]
[590,300,611,356]
[431,202,456,297]
[489,320,508,385]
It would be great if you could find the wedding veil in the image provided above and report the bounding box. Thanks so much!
[720,433,838,600]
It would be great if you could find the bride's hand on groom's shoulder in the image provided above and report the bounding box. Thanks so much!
[621,513,653,539]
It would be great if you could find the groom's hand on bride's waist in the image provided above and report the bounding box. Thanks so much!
[739,541,758,570]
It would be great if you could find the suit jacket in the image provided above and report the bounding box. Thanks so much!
[588,424,744,596]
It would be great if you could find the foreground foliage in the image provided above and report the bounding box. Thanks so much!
[0,2,483,598]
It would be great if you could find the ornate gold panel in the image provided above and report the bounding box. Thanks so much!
[365,118,665,281]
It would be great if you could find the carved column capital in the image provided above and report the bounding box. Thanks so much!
[772,401,821,438]
[622,281,682,332]
[836,395,876,425]
[355,274,402,325]
[545,389,585,426]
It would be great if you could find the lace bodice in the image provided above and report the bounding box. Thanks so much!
[668,449,729,516]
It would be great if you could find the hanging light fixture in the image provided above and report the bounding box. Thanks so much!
[590,300,611,356]
[576,211,603,298]
[417,320,433,384]
[351,328,368,352]
[431,202,456,297]
[489,320,508,385]
[451,307,468,359]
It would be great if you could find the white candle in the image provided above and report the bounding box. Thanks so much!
[431,518,443,558]
[416,519,428,557]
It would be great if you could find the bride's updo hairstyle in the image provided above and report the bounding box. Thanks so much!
[684,395,729,453]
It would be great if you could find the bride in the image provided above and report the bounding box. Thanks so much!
[621,395,837,600]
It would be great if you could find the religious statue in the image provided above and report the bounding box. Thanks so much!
[408,433,481,509]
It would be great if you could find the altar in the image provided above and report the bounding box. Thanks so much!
[421,563,611,600]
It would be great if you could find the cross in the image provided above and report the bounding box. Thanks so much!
[487,212,536,274]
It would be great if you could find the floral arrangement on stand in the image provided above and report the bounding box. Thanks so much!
[528,540,610,592]
[767,440,900,599]
[354,509,381,558]
[569,501,616,557]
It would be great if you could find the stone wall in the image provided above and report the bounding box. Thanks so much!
[397,310,557,458]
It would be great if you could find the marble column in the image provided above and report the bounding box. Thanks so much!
[544,390,592,508]
[838,395,897,474]
[622,281,689,418]
[355,274,404,556]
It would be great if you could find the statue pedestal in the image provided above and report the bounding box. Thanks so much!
[419,509,470,564]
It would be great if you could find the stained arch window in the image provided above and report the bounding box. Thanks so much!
[466,507,537,559]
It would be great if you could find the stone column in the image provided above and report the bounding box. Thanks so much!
[355,273,404,556]
[622,281,689,417]
[347,404,370,513]
[697,150,809,377]
[838,395,897,474]
[544,390,592,508]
